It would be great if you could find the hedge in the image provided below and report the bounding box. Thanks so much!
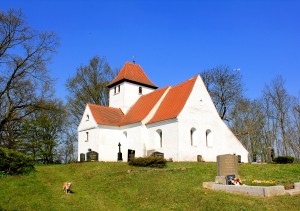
[129,156,167,168]
[273,156,294,164]
[0,148,35,175]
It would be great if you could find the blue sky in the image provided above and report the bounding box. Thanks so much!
[2,0,300,100]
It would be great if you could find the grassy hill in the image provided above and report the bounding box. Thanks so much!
[0,162,299,210]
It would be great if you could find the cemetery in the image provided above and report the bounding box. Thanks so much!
[203,154,300,197]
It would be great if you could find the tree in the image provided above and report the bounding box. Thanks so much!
[263,76,291,156]
[56,112,78,163]
[201,65,243,121]
[231,98,265,161]
[66,56,117,125]
[0,9,58,149]
[287,95,300,159]
[21,100,66,164]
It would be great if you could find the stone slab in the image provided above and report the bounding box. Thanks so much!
[215,176,226,185]
[294,182,300,189]
[212,184,266,197]
[263,186,285,197]
[203,182,215,189]
[203,183,286,197]
[285,189,300,195]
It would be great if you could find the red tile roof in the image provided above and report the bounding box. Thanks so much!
[147,75,198,125]
[107,62,158,89]
[120,86,170,125]
[88,104,124,126]
[87,74,198,127]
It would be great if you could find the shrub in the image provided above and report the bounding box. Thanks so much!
[273,156,294,164]
[0,148,35,175]
[129,156,167,168]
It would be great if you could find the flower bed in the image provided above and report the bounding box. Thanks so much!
[242,179,277,187]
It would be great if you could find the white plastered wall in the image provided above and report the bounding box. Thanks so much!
[177,76,249,162]
[109,81,155,114]
[77,105,99,160]
[146,119,179,161]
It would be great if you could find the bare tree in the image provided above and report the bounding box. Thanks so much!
[263,76,291,156]
[0,9,58,148]
[66,56,117,125]
[287,95,300,159]
[231,98,265,161]
[201,65,243,121]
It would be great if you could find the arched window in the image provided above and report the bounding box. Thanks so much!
[190,128,196,146]
[118,85,120,93]
[206,129,213,147]
[139,87,142,94]
[156,129,162,148]
[86,114,89,121]
[114,86,117,94]
[85,132,89,142]
[123,131,127,138]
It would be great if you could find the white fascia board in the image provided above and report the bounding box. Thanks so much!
[77,105,98,131]
[146,118,178,128]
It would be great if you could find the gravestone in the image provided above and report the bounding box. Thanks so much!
[237,155,241,163]
[117,142,123,161]
[215,154,239,185]
[86,151,98,161]
[267,147,274,163]
[253,153,257,162]
[197,155,203,162]
[150,151,164,159]
[127,149,135,162]
[80,153,85,162]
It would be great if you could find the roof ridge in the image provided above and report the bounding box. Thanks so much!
[146,75,198,124]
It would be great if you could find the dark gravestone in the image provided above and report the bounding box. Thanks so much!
[267,147,274,163]
[87,151,98,161]
[80,153,85,162]
[117,142,123,161]
[271,148,275,160]
[127,149,135,162]
[197,155,203,162]
[253,153,257,162]
[237,155,241,163]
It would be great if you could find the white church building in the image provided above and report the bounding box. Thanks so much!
[77,62,249,162]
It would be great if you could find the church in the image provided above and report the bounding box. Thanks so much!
[77,62,249,162]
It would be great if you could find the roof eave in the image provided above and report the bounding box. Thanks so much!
[107,78,158,89]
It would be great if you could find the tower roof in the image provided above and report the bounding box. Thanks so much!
[107,62,158,89]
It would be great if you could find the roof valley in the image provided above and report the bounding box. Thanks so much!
[141,86,171,124]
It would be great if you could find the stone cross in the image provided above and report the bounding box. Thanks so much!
[117,142,123,161]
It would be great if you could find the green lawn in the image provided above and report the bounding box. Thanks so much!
[0,162,299,210]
